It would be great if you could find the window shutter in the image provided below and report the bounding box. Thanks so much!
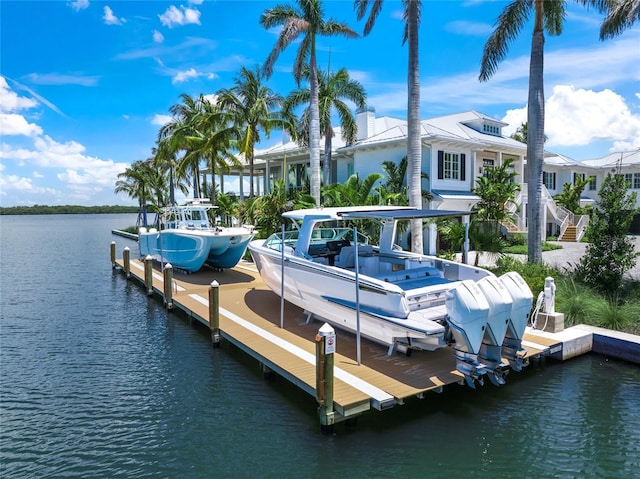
[437,151,444,179]
[553,173,556,190]
[460,154,466,181]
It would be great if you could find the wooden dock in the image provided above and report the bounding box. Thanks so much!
[112,250,560,426]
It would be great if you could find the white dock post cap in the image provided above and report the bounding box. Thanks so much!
[145,255,153,260]
[165,263,172,269]
[318,322,335,336]
[211,280,219,288]
[124,246,130,251]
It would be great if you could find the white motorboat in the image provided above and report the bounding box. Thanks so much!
[139,200,255,272]
[247,206,534,385]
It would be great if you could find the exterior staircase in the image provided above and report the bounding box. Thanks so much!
[559,224,577,242]
[501,220,520,233]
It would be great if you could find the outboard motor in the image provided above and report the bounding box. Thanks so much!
[499,272,534,371]
[445,280,490,388]
[476,275,514,385]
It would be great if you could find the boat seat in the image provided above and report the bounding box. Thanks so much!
[374,266,441,283]
[335,244,373,268]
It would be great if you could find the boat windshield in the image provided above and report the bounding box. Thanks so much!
[263,230,299,252]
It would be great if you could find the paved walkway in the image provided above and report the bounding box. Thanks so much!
[469,236,640,281]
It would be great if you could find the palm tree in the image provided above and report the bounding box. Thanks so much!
[160,94,239,203]
[152,140,189,206]
[192,97,243,204]
[284,66,366,187]
[600,0,640,38]
[217,65,292,198]
[321,172,383,207]
[260,0,358,206]
[159,93,205,198]
[354,0,424,254]
[478,0,606,263]
[377,156,432,206]
[472,157,520,233]
[114,160,160,227]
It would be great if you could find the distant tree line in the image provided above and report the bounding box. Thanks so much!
[0,205,139,215]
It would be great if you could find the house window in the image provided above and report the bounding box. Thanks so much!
[437,150,466,181]
[588,177,597,191]
[543,171,556,190]
[625,173,640,189]
[482,124,501,135]
[482,159,494,177]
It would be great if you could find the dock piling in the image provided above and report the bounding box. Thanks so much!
[144,255,154,296]
[209,280,220,347]
[316,323,336,432]
[110,241,116,268]
[123,247,131,278]
[163,263,174,310]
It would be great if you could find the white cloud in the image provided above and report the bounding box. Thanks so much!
[3,78,65,116]
[0,113,43,136]
[159,5,201,28]
[69,0,89,12]
[151,114,172,126]
[25,73,99,86]
[501,85,640,152]
[103,6,125,26]
[171,68,216,84]
[0,77,38,113]
[0,174,58,196]
[172,68,200,84]
[153,30,164,43]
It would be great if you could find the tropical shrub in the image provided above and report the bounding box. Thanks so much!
[576,172,639,295]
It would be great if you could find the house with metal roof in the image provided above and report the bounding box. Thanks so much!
[249,108,640,246]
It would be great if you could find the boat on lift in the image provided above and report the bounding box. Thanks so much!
[139,199,255,272]
[247,206,533,386]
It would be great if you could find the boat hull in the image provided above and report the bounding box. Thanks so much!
[139,228,254,272]
[249,242,446,351]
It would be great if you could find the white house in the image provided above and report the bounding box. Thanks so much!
[249,108,640,248]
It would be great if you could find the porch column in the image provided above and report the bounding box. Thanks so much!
[265,160,271,195]
[428,223,437,255]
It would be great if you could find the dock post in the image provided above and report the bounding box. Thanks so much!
[110,241,116,268]
[209,280,220,347]
[316,323,336,432]
[163,263,174,310]
[144,255,154,296]
[123,247,131,278]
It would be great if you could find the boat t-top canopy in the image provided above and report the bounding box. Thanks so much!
[282,206,413,222]
[339,209,473,221]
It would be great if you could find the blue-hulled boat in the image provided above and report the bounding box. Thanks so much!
[139,200,255,272]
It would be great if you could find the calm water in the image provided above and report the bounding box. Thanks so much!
[1,214,639,478]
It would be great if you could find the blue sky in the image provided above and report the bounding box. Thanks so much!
[1,0,638,207]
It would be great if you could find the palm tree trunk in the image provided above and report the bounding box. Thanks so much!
[309,44,322,206]
[527,0,545,264]
[323,131,332,186]
[210,158,217,205]
[169,168,175,206]
[407,0,423,253]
